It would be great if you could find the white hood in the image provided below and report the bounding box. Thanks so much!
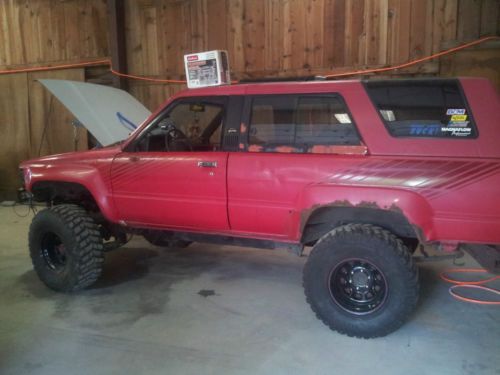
[39,79,152,146]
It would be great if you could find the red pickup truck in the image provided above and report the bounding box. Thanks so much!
[20,77,500,338]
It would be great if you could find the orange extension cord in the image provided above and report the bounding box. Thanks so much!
[440,268,500,305]
[0,35,498,82]
[322,35,500,79]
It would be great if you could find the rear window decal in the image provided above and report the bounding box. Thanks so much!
[441,126,472,136]
[446,108,466,115]
[450,114,467,122]
[448,121,469,127]
[410,124,440,136]
[365,81,477,139]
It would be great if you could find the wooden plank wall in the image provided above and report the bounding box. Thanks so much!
[0,69,88,199]
[441,44,500,88]
[0,0,108,69]
[125,0,500,110]
[0,73,30,197]
[0,0,499,198]
[0,0,107,199]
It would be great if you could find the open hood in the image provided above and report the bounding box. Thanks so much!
[39,79,152,146]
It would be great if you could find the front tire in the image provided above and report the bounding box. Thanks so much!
[29,204,104,292]
[303,224,419,338]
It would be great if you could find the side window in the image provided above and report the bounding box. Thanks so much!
[250,96,295,145]
[135,99,225,152]
[295,97,360,145]
[248,95,361,152]
[365,80,477,138]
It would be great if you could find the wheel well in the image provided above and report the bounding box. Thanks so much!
[301,206,420,246]
[31,181,99,212]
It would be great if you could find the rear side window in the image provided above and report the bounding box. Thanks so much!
[365,80,477,138]
[248,95,361,151]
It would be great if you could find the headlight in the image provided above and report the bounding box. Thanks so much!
[19,168,32,188]
[18,168,25,187]
[18,168,32,203]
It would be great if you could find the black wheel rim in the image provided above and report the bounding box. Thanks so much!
[40,232,67,271]
[328,258,387,315]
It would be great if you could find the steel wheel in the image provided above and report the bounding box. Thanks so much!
[329,258,387,315]
[40,232,67,271]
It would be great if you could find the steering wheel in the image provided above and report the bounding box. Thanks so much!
[160,119,193,151]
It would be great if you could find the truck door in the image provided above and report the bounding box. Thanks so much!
[110,96,230,230]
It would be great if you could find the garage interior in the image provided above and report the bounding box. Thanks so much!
[1,0,499,374]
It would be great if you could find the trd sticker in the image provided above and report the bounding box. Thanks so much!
[450,114,467,122]
[446,109,466,115]
[410,124,440,136]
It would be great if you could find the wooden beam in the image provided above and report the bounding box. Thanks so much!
[107,0,128,90]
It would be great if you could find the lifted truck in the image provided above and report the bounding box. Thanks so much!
[20,77,500,338]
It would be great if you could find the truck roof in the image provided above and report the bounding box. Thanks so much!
[173,77,490,98]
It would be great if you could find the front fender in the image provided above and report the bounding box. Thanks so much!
[295,184,435,242]
[25,163,120,223]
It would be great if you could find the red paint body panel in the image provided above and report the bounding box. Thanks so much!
[20,78,500,247]
[21,146,121,222]
[110,151,229,230]
[227,153,500,243]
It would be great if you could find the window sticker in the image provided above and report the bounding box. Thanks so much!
[380,109,396,122]
[365,80,477,139]
[448,121,469,127]
[441,110,472,136]
[440,126,472,136]
[446,109,466,115]
[334,113,352,124]
[410,124,441,136]
[450,114,467,122]
[446,112,471,135]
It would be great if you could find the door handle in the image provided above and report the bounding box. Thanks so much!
[129,156,140,162]
[197,161,218,168]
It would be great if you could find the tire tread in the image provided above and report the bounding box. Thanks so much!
[303,223,419,338]
[29,204,104,292]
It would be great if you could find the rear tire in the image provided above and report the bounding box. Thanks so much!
[29,204,104,292]
[303,223,419,338]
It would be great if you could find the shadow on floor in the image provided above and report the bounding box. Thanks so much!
[418,264,442,303]
[17,247,160,296]
[93,247,159,289]
[20,242,444,307]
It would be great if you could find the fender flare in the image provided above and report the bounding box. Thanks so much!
[26,164,120,223]
[295,184,435,242]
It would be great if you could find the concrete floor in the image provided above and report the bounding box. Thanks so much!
[0,206,499,375]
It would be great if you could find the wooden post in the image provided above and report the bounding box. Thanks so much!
[107,0,128,90]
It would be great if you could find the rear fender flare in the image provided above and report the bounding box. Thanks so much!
[296,184,434,242]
